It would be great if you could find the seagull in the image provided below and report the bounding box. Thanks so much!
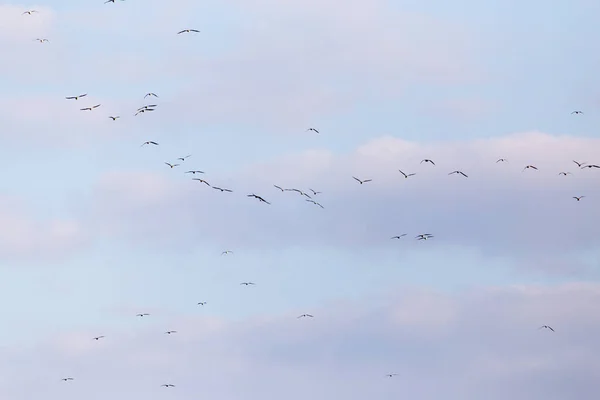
[247,194,270,204]
[539,325,555,332]
[136,313,150,317]
[274,185,285,192]
[221,250,233,255]
[391,234,407,239]
[212,186,233,192]
[581,164,600,169]
[306,128,319,133]
[309,188,322,195]
[573,160,586,168]
[385,374,398,378]
[496,158,508,163]
[178,29,200,34]
[108,116,120,120]
[144,93,158,98]
[23,10,38,14]
[571,110,583,115]
[420,159,435,165]
[573,196,585,201]
[165,162,180,169]
[448,170,468,178]
[522,165,538,171]
[164,330,177,334]
[61,378,74,382]
[306,199,324,208]
[134,108,154,116]
[34,38,49,43]
[298,314,314,318]
[137,104,157,111]
[416,234,434,241]
[185,170,204,174]
[192,178,211,186]
[66,93,87,100]
[558,172,572,176]
[197,302,207,306]
[288,188,312,198]
[352,176,372,184]
[80,104,101,111]
[177,155,192,161]
[240,282,256,286]
[92,336,105,341]
[398,170,416,178]
[141,141,159,147]
[161,384,176,388]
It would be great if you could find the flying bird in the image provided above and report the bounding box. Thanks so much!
[352,176,372,184]
[573,196,585,201]
[240,282,256,286]
[165,162,180,169]
[34,38,49,43]
[416,234,434,241]
[92,336,105,341]
[496,158,508,163]
[134,108,154,116]
[581,164,600,169]
[161,384,176,388]
[247,194,270,204]
[137,104,157,111]
[141,141,159,146]
[221,250,233,255]
[108,116,120,120]
[573,160,586,167]
[61,378,74,382]
[23,10,38,14]
[306,128,319,133]
[571,110,583,115]
[522,165,538,171]
[288,188,312,198]
[309,188,322,195]
[448,170,468,178]
[144,93,158,98]
[197,302,207,306]
[193,178,211,186]
[539,325,555,332]
[306,199,324,208]
[385,374,398,378]
[177,155,192,161]
[558,172,572,176]
[420,159,435,165]
[80,104,101,111]
[274,185,285,192]
[212,186,233,192]
[164,330,177,334]
[66,93,87,100]
[298,314,314,318]
[136,313,150,317]
[178,29,200,34]
[185,170,204,174]
[391,234,407,239]
[398,170,416,178]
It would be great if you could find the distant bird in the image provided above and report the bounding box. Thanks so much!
[298,314,314,318]
[144,93,158,98]
[197,302,207,306]
[34,38,49,43]
[496,158,508,163]
[66,93,87,100]
[193,178,211,186]
[212,186,233,192]
[274,185,285,192]
[398,170,416,178]
[221,250,233,255]
[581,164,600,169]
[240,282,256,286]
[539,325,555,332]
[141,141,159,147]
[522,165,538,171]
[448,170,468,178]
[136,313,150,317]
[571,110,583,115]
[421,159,435,165]
[61,378,74,382]
[137,104,157,111]
[558,172,572,176]
[165,162,180,169]
[165,331,177,335]
[573,196,585,201]
[288,188,312,198]
[161,384,176,388]
[23,10,38,14]
[416,234,434,241]
[178,29,200,34]
[352,176,372,184]
[247,194,270,204]
[185,170,204,174]
[385,374,398,378]
[108,116,120,120]
[309,188,322,195]
[306,199,324,208]
[80,104,101,111]
[391,234,407,239]
[573,160,586,168]
[306,128,319,133]
[177,155,192,161]
[92,336,105,341]
[134,108,154,116]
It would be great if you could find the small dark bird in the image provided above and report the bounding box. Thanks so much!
[137,105,157,111]
[221,250,233,255]
[92,336,105,341]
[274,185,285,192]
[352,176,372,184]
[61,378,74,382]
[185,170,204,174]
[581,164,600,169]
[23,10,38,14]
[385,374,398,378]
[165,330,177,334]
[391,234,407,239]
[144,93,158,98]
[136,313,150,317]
[80,104,101,111]
[398,170,416,178]
[134,108,154,116]
[247,194,270,204]
[306,128,319,133]
[539,325,555,332]
[306,199,324,208]
[197,302,207,306]
[141,141,159,147]
[34,38,49,43]
[212,186,233,192]
[416,234,434,241]
[573,196,585,201]
[496,158,508,163]
[161,384,176,388]
[448,170,468,178]
[522,165,538,171]
[108,116,120,120]
[178,29,200,34]
[288,188,312,198]
[309,188,322,195]
[573,160,586,167]
[165,162,180,169]
[298,314,314,318]
[421,159,435,165]
[558,172,572,176]
[240,282,256,286]
[571,111,583,115]
[177,155,192,161]
[66,93,87,100]
[193,178,211,186]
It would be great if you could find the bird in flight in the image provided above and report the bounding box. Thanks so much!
[581,164,600,169]
[353,176,372,184]
[178,29,200,34]
[385,373,398,378]
[92,336,105,341]
[398,170,416,179]
[416,234,434,241]
[306,199,324,208]
[134,108,154,116]
[197,302,207,306]
[448,170,468,178]
[240,282,256,286]
[522,165,538,171]
[496,158,508,163]
[421,159,435,165]
[571,110,583,115]
[309,188,322,195]
[34,38,49,43]
[161,384,176,388]
[165,162,180,169]
[165,330,177,335]
[144,93,158,98]
[558,172,572,176]
[298,314,314,318]
[136,313,150,317]
[141,141,159,147]
[306,128,319,133]
[573,196,585,201]
[80,104,101,111]
[193,178,211,186]
[538,325,555,332]
[221,250,233,255]
[185,170,204,174]
[247,194,270,204]
[391,234,407,239]
[288,188,312,198]
[213,186,232,192]
[23,10,38,14]
[61,377,74,382]
[66,93,87,100]
[177,155,192,161]
[573,160,586,168]
[108,116,120,120]
[274,185,285,192]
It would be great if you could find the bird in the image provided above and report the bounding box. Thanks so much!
[496,158,508,163]
[309,188,322,195]
[212,186,233,192]
[306,128,319,133]
[193,178,211,186]
[178,29,200,34]
[573,160,586,167]
[165,162,180,168]
[134,108,154,116]
[522,165,538,171]
[136,313,150,317]
[61,378,74,382]
[240,282,256,286]
[539,325,555,332]
[420,159,435,165]
[352,176,372,184]
[558,172,572,176]
[92,336,105,341]
[22,10,38,14]
[306,199,324,208]
[65,93,87,100]
[80,104,101,111]
[161,384,176,388]
[34,38,49,43]
[398,170,416,178]
[416,234,434,240]
[274,185,285,192]
[573,196,585,201]
[221,250,233,255]
[391,234,407,239]
[197,302,207,306]
[288,188,312,198]
[185,170,204,174]
[144,93,158,98]
[141,141,159,147]
[137,104,157,111]
[177,155,192,161]
[448,170,468,178]
[571,110,583,115]
[298,314,314,318]
[385,374,398,378]
[165,330,177,334]
[581,164,600,169]
[247,194,270,204]
[108,116,120,120]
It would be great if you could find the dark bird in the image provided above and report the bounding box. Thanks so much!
[61,378,74,382]
[522,165,538,171]
[144,93,158,98]
[34,38,49,43]
[134,108,154,116]
[298,314,314,318]
[385,374,398,378]
[80,104,101,111]
[309,188,322,195]
[165,162,180,169]
[185,170,204,174]
[92,336,105,341]
[391,234,407,239]
[571,110,583,115]
[352,176,372,184]
[66,93,87,100]
[448,170,468,178]
[581,164,600,169]
[141,141,159,147]
[573,196,585,201]
[164,330,177,334]
[416,234,434,241]
[240,282,256,286]
[573,160,586,167]
[221,251,233,255]
[398,170,416,178]
[136,313,150,317]
[558,172,572,176]
[197,302,207,306]
[306,128,319,133]
[306,199,324,208]
[108,116,120,120]
[496,158,508,163]
[178,29,200,34]
[177,155,192,161]
[23,10,38,14]
[161,384,176,388]
[137,104,157,111]
[288,188,312,198]
[212,186,233,192]
[193,178,211,186]
[420,159,435,165]
[539,325,555,332]
[247,194,270,204]
[274,185,285,192]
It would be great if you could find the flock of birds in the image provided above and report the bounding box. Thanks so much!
[11,4,598,390]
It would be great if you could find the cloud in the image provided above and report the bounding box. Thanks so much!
[2,282,599,400]
[83,131,600,275]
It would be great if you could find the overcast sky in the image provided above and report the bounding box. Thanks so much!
[1,0,599,399]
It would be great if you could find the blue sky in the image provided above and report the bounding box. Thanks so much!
[0,0,599,399]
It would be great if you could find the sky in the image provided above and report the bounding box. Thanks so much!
[0,0,600,398]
